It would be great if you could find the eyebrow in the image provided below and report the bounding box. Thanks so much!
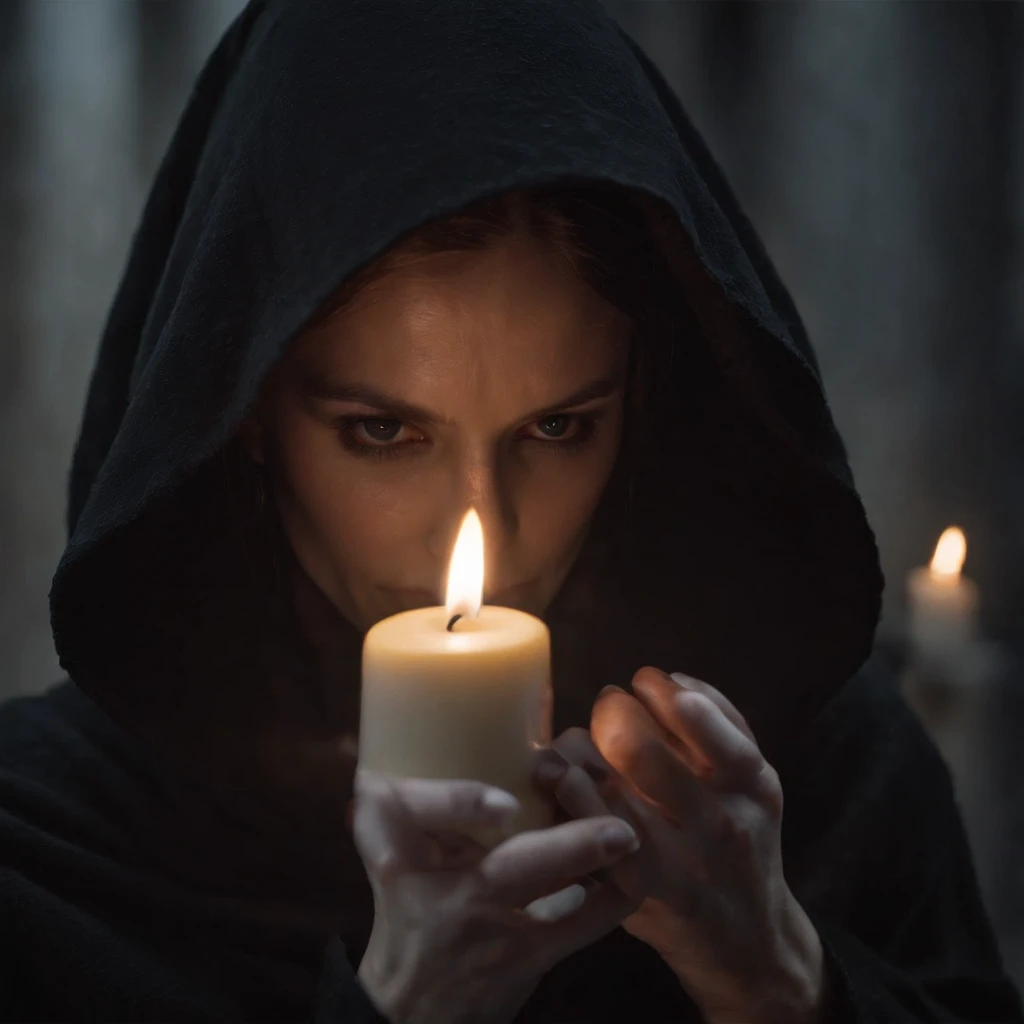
[303,375,623,424]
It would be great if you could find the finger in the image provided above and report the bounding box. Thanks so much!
[554,725,662,801]
[596,682,711,779]
[628,671,715,777]
[551,728,667,902]
[524,883,587,922]
[552,728,655,829]
[351,774,428,878]
[356,770,520,833]
[551,764,613,821]
[432,831,490,868]
[539,730,613,820]
[480,816,640,907]
[669,690,768,791]
[532,746,571,792]
[635,666,755,743]
[552,726,616,784]
[590,688,703,816]
[531,881,639,970]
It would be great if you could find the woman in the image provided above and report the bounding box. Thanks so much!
[1,1,1020,1021]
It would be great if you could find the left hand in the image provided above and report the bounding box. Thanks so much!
[541,667,828,1024]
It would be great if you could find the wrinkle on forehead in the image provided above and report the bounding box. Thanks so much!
[291,237,629,422]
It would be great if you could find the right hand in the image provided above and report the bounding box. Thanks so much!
[352,769,642,1024]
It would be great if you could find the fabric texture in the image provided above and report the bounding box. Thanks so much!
[0,0,1019,1020]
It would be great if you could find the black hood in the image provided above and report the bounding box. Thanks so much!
[51,0,882,763]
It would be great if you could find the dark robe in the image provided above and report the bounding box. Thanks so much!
[1,0,1020,1020]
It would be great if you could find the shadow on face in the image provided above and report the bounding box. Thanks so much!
[244,232,631,631]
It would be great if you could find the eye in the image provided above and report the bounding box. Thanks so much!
[535,414,572,439]
[337,416,427,459]
[518,412,599,451]
[358,418,403,443]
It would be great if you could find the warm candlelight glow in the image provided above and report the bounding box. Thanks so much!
[930,526,967,580]
[362,503,551,838]
[445,509,484,619]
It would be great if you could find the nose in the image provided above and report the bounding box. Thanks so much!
[453,451,518,573]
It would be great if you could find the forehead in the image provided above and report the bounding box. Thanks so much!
[289,238,630,408]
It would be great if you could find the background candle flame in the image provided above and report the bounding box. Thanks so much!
[930,526,967,579]
[446,509,484,619]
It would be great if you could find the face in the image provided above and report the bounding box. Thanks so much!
[247,233,630,631]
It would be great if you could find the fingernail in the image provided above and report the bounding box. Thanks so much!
[535,760,569,786]
[525,884,587,922]
[599,822,640,854]
[483,790,520,817]
[669,672,693,688]
[598,684,627,698]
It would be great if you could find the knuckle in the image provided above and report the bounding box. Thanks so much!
[472,859,504,900]
[353,770,382,801]
[755,767,784,818]
[451,780,488,816]
[554,726,595,761]
[371,847,401,878]
[714,806,761,855]
[370,774,403,813]
[675,688,712,719]
[733,746,765,778]
[557,763,593,799]
[355,837,402,881]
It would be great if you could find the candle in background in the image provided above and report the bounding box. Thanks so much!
[902,531,997,914]
[359,509,552,841]
[906,526,980,674]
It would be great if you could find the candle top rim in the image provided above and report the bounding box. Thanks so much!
[364,604,549,653]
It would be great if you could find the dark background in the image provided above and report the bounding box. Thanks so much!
[2,0,1022,991]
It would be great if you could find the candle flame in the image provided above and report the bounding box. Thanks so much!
[930,526,966,579]
[445,509,484,619]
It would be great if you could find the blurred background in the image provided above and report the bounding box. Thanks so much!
[1,0,1022,992]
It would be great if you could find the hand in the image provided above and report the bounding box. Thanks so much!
[352,770,642,1024]
[543,668,828,1024]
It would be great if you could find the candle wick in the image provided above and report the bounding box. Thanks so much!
[446,613,463,632]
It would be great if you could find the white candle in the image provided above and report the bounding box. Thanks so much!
[907,526,980,670]
[359,510,552,840]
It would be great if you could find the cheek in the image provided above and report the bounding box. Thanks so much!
[268,415,432,584]
[516,419,622,563]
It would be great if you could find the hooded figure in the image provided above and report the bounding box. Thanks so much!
[1,2,1020,1022]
